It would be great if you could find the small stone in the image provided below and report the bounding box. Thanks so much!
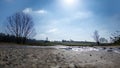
[46,60,50,62]
[107,49,113,52]
[6,62,11,65]
[68,63,74,68]
[110,48,112,49]
[103,47,106,50]
[3,58,7,61]
[100,56,103,59]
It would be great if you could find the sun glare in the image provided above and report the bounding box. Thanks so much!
[63,0,75,6]
[58,0,79,10]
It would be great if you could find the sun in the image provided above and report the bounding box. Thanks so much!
[58,0,79,10]
[63,0,75,6]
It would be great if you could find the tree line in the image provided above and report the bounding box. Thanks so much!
[0,33,27,43]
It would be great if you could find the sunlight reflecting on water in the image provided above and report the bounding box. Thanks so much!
[71,47,99,52]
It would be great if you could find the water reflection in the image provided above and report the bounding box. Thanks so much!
[71,47,99,52]
[55,45,120,54]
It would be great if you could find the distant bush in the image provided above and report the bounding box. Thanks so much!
[0,33,16,43]
[0,33,54,45]
[0,33,33,44]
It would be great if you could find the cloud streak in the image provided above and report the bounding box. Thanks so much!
[23,8,47,15]
[47,28,58,33]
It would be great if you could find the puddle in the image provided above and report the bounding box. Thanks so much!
[56,46,120,53]
[71,47,99,52]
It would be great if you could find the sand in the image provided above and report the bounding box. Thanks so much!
[0,45,120,68]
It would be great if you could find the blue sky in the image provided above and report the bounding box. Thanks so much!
[0,0,120,41]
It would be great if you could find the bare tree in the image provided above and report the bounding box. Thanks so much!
[93,30,100,45]
[6,12,36,43]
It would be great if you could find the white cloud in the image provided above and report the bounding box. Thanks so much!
[23,8,32,13]
[34,10,47,14]
[23,8,47,15]
[47,28,58,33]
